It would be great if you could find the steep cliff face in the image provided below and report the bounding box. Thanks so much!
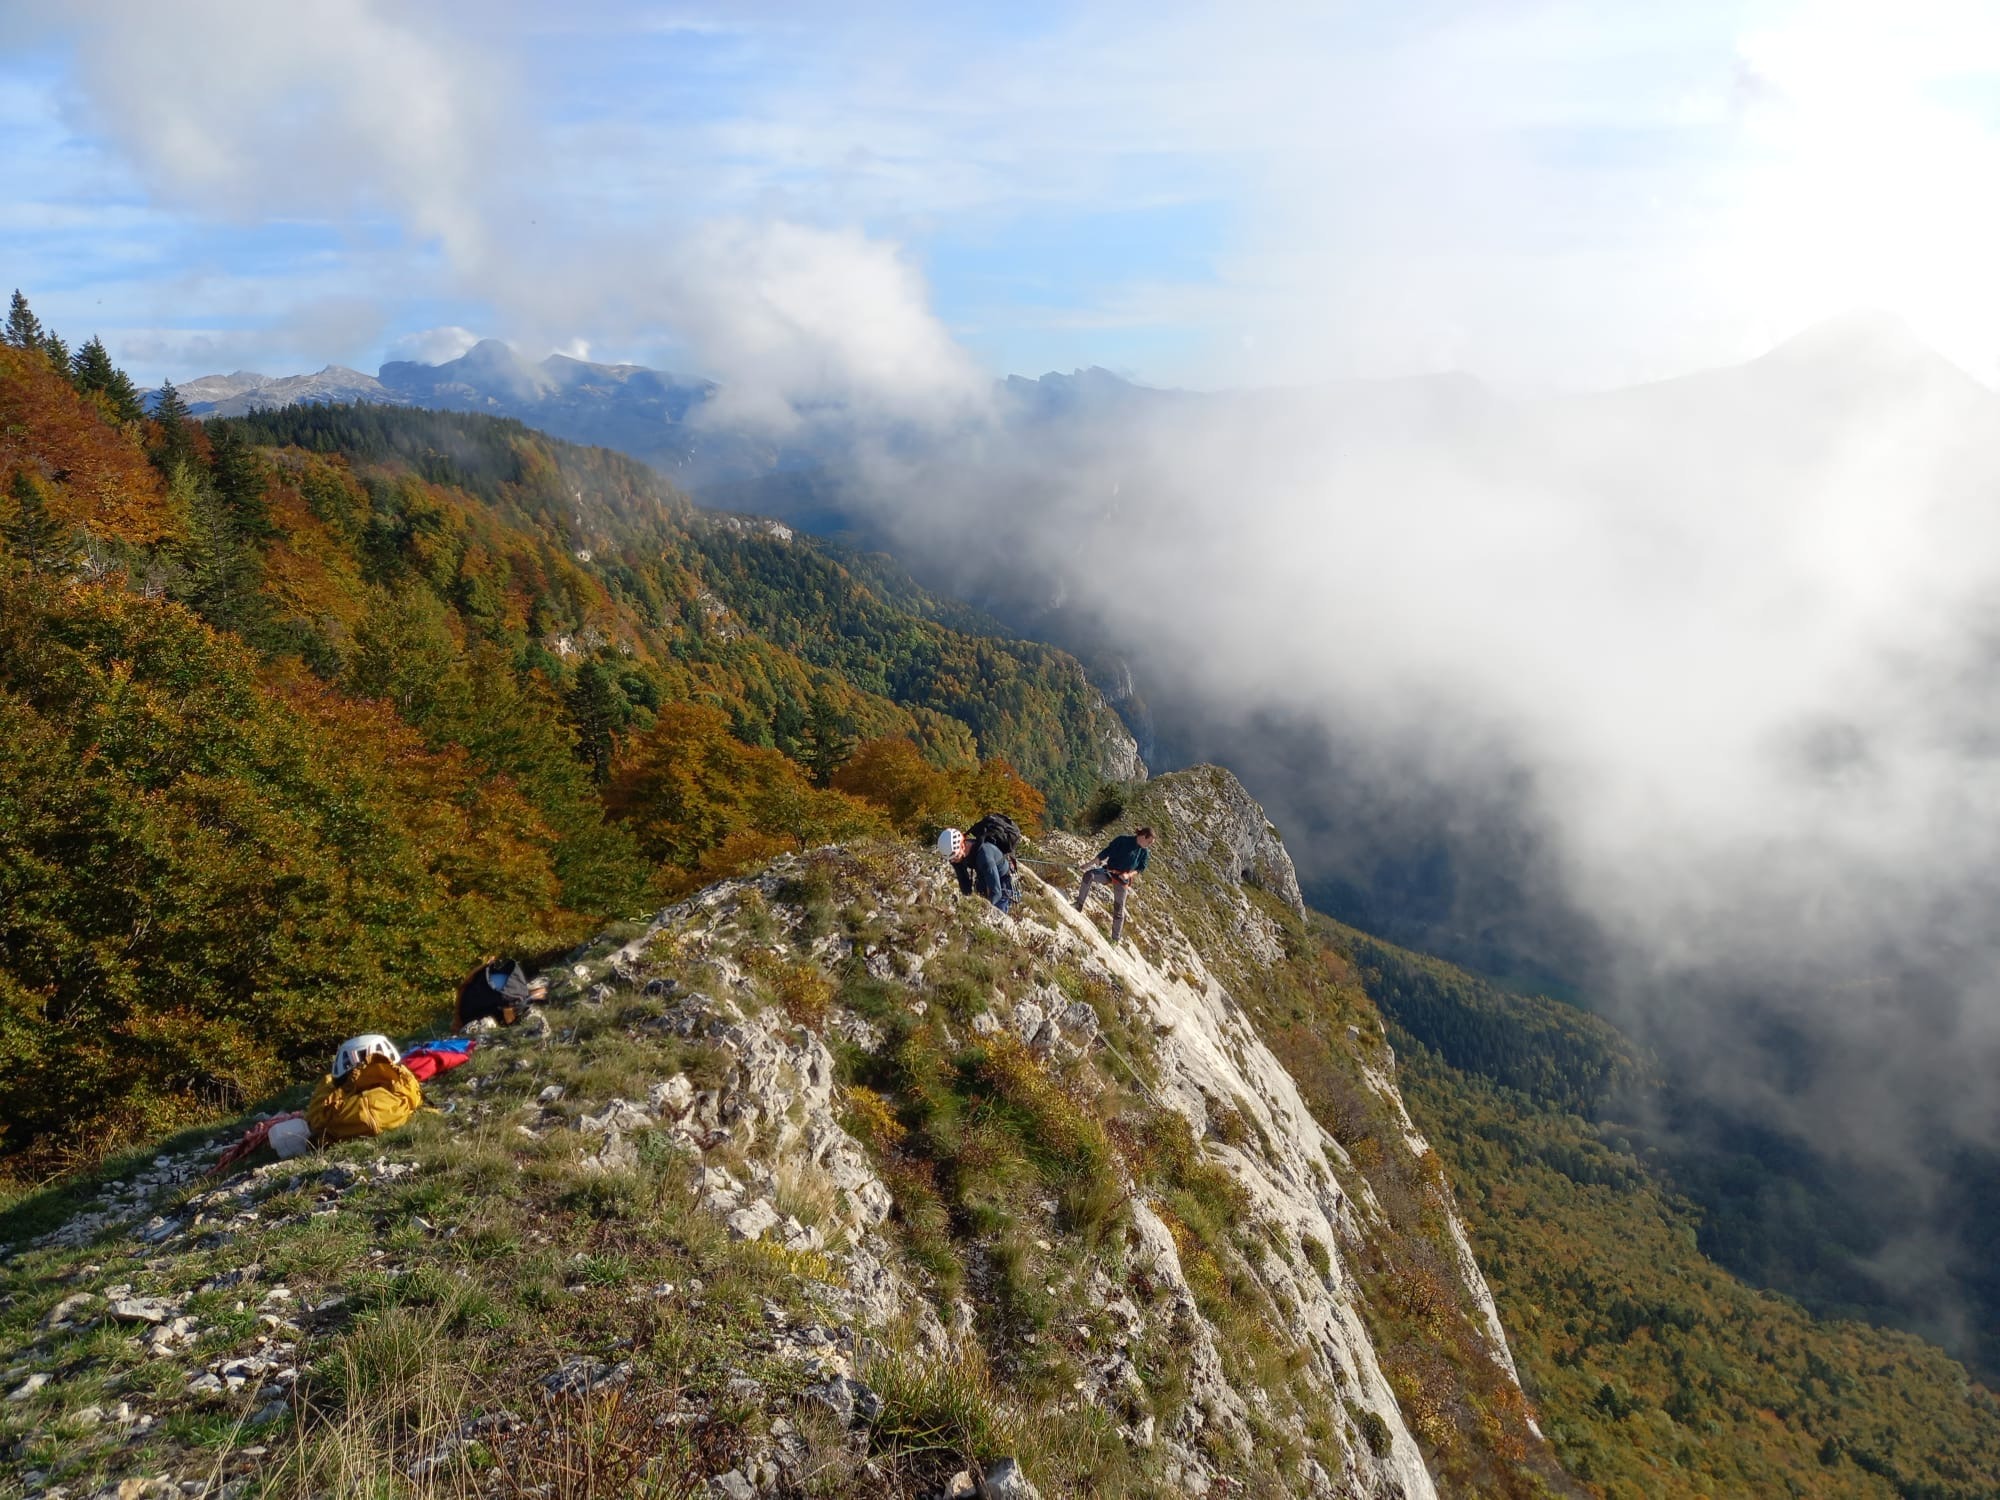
[1093,704,1148,784]
[0,767,1566,1499]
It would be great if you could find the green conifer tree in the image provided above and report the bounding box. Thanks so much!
[772,694,807,758]
[800,688,855,787]
[40,332,68,373]
[176,478,266,633]
[150,381,197,474]
[70,335,117,392]
[5,291,44,350]
[102,365,144,425]
[3,469,79,572]
[152,380,189,425]
[68,336,143,422]
[207,424,272,535]
[565,658,624,784]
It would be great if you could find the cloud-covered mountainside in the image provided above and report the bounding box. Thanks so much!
[158,320,2000,1376]
[713,315,2000,1381]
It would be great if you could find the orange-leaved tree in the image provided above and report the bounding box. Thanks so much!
[833,736,1045,835]
[605,701,889,891]
[0,344,174,545]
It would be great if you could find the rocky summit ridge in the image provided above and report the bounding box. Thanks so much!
[0,767,1567,1499]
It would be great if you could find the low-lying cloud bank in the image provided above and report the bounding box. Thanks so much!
[794,320,2000,1355]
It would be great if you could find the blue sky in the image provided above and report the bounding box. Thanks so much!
[7,2,2000,396]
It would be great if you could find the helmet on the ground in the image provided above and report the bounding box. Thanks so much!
[937,827,965,859]
[333,1033,400,1078]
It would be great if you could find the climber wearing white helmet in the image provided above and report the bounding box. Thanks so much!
[332,1033,400,1080]
[938,822,1017,915]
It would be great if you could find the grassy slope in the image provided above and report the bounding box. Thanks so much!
[0,781,1567,1500]
[0,916,956,1499]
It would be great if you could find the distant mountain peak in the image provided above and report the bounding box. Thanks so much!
[1760,310,1951,372]
[998,365,1179,423]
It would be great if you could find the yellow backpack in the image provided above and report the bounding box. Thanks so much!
[306,1058,424,1142]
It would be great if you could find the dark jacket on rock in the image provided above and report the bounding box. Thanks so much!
[455,959,537,1028]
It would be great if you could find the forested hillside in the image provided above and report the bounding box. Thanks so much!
[1343,928,2000,1498]
[0,296,1125,1173]
[220,401,1132,821]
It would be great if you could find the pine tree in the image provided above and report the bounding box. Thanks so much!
[101,364,144,425]
[800,688,855,787]
[40,332,68,373]
[5,291,44,350]
[772,695,807,758]
[565,659,623,784]
[207,424,272,535]
[3,469,79,572]
[153,379,191,427]
[150,382,196,474]
[68,336,144,421]
[176,477,265,633]
[70,335,117,393]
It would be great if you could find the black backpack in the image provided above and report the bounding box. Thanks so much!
[967,813,1022,855]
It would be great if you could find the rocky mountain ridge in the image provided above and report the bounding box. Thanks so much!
[152,346,1168,492]
[155,342,764,486]
[0,767,1565,1498]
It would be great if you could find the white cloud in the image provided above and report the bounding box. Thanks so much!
[20,0,2000,394]
[658,219,985,430]
[386,326,482,366]
[28,0,511,270]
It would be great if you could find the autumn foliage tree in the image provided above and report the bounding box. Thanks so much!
[604,702,888,891]
[832,735,1046,835]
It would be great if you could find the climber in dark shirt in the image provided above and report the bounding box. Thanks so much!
[1076,828,1154,942]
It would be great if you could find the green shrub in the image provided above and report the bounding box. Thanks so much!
[865,1346,1017,1486]
[1301,1234,1332,1279]
[1082,783,1127,831]
[1353,1405,1394,1458]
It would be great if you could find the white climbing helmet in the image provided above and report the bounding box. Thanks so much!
[937,827,965,859]
[332,1033,400,1078]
